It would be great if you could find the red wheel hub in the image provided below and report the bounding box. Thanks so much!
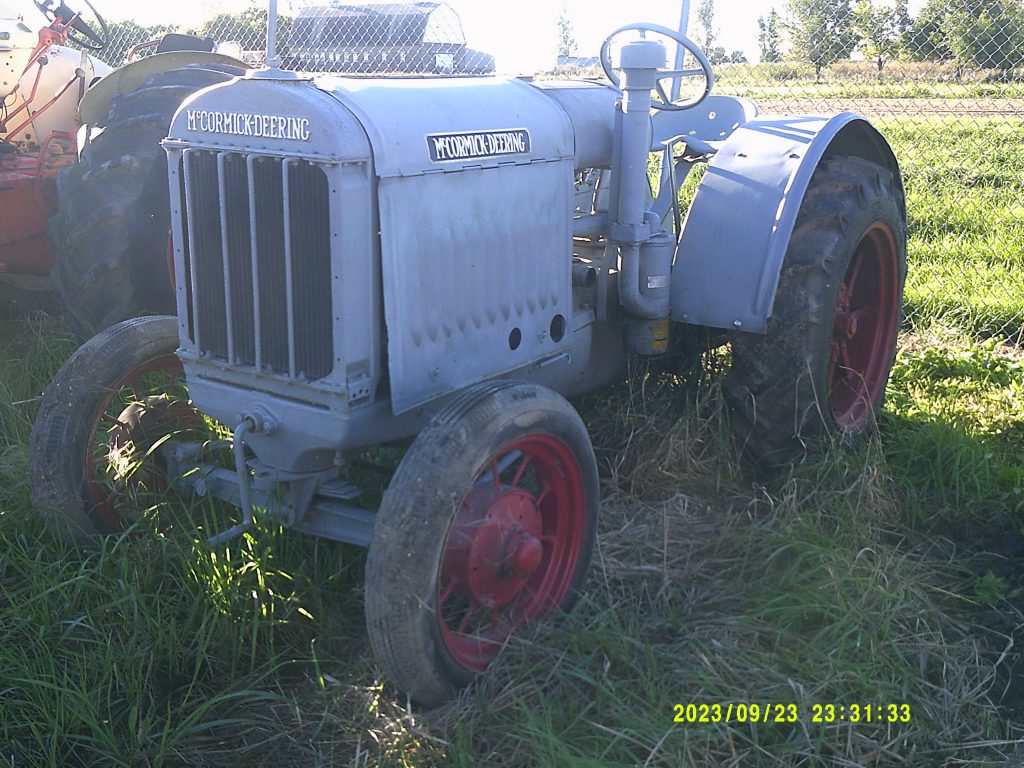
[829,221,901,428]
[436,435,586,672]
[447,487,544,609]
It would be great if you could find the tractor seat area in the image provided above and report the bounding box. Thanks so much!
[155,33,216,54]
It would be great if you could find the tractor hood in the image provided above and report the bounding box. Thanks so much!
[314,75,574,177]
[166,74,372,164]
[166,72,575,176]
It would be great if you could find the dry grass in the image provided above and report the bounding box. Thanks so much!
[418,364,1021,767]
[3,317,1023,766]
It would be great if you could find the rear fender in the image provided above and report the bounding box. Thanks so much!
[670,112,904,333]
[79,51,247,126]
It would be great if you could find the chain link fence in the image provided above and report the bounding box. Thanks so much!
[700,0,1024,343]
[35,0,1024,342]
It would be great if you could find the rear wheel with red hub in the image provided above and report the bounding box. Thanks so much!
[365,382,599,706]
[29,315,211,540]
[725,155,907,465]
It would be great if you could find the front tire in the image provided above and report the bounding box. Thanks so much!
[29,315,191,540]
[365,382,599,706]
[725,155,907,465]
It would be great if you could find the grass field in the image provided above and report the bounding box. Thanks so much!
[3,118,1024,766]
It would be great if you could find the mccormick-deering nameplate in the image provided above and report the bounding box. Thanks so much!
[186,110,312,141]
[426,129,531,162]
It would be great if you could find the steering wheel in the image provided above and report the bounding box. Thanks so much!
[600,23,714,111]
[34,0,110,50]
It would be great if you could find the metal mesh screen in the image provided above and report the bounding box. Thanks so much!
[51,0,1024,342]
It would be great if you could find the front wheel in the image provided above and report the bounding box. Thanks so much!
[365,382,599,706]
[29,315,200,540]
[725,155,907,465]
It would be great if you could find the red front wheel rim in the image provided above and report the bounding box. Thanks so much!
[828,221,901,428]
[436,434,587,672]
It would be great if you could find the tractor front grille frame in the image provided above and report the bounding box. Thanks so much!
[176,149,334,381]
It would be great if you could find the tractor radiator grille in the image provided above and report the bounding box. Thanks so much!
[177,150,334,380]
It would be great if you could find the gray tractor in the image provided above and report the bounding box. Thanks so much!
[30,21,906,706]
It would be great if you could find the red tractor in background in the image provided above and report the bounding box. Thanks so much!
[0,0,110,308]
[0,0,246,332]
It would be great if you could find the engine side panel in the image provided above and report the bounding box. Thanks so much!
[380,159,575,413]
[317,75,579,414]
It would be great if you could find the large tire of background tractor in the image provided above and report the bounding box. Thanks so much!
[48,65,245,338]
[724,155,907,466]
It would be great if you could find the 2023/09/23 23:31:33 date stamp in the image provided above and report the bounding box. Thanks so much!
[672,703,912,724]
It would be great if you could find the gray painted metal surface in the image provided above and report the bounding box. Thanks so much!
[322,76,578,412]
[379,159,575,413]
[165,75,383,471]
[158,33,902,547]
[671,112,900,333]
[321,76,575,177]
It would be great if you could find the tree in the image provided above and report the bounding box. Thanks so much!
[103,19,173,64]
[708,45,728,64]
[195,7,291,52]
[729,49,749,64]
[944,0,1024,73]
[757,8,783,63]
[854,0,910,76]
[557,5,576,57]
[697,0,717,53]
[905,0,953,61]
[784,0,858,79]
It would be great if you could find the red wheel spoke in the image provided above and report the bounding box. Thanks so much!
[835,283,851,313]
[836,340,853,376]
[835,344,860,391]
[848,305,871,324]
[490,458,501,490]
[438,578,458,608]
[457,602,478,634]
[536,482,553,507]
[511,454,533,486]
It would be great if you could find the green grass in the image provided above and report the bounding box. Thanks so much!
[878,117,1024,341]
[5,115,1024,764]
[2,312,1024,766]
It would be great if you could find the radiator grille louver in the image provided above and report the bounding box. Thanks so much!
[178,151,334,380]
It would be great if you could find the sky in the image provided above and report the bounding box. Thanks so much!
[36,0,929,74]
